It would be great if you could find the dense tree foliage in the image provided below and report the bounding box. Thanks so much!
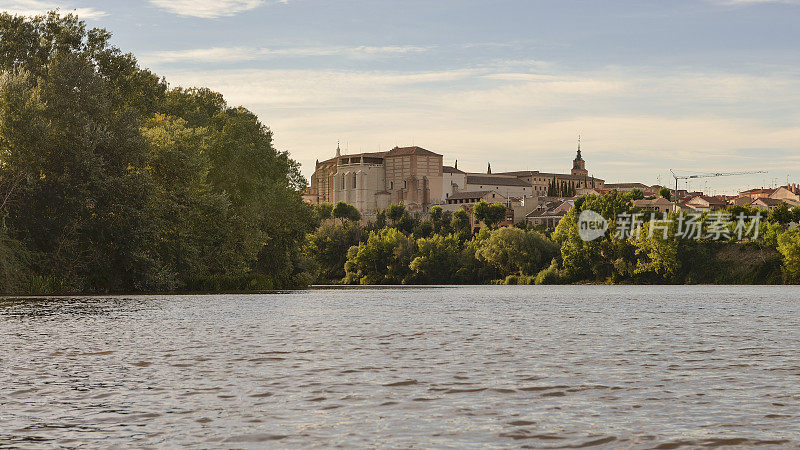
[473,200,507,229]
[333,201,361,224]
[475,227,557,278]
[0,12,314,293]
[777,229,800,283]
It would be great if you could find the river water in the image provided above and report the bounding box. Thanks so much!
[1,286,799,448]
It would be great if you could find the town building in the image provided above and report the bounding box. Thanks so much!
[305,141,603,215]
[526,200,574,229]
[739,187,776,200]
[633,197,673,214]
[770,184,800,203]
[683,195,728,212]
[751,197,785,211]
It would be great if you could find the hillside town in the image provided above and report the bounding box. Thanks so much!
[303,143,799,230]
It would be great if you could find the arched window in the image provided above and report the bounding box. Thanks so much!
[341,174,345,189]
[352,173,357,189]
[390,181,394,190]
[403,180,407,189]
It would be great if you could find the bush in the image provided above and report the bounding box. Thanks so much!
[535,259,565,285]
[344,228,413,285]
[475,227,559,278]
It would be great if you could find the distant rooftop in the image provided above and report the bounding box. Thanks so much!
[466,175,532,187]
[443,165,465,174]
[385,146,442,157]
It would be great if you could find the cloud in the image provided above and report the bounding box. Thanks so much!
[0,0,107,19]
[142,45,432,64]
[711,0,800,5]
[147,0,274,19]
[147,60,800,190]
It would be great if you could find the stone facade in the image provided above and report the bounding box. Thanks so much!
[305,146,443,215]
[305,143,604,215]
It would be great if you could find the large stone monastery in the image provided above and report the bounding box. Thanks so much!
[304,142,605,215]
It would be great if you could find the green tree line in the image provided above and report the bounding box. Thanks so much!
[0,12,316,294]
[305,196,800,286]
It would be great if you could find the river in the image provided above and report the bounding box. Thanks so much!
[1,286,798,448]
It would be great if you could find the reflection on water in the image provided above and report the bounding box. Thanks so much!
[2,286,799,447]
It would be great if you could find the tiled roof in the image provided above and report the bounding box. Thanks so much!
[443,165,465,174]
[385,146,442,157]
[497,170,604,183]
[448,190,494,201]
[689,195,728,205]
[753,197,784,206]
[466,175,532,187]
[740,188,776,195]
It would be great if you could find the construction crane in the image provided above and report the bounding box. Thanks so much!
[669,169,768,210]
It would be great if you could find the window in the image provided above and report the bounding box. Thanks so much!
[403,180,407,189]
[341,174,345,189]
[390,181,394,190]
[352,174,357,189]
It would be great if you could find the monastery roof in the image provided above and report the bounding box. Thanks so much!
[447,190,497,201]
[443,165,465,174]
[496,170,604,182]
[317,151,388,165]
[385,146,442,157]
[466,175,532,187]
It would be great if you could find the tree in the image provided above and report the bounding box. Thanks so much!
[413,220,434,238]
[632,219,680,281]
[141,114,231,290]
[473,200,507,229]
[344,228,413,284]
[553,193,637,282]
[0,11,316,292]
[304,222,364,282]
[777,229,800,283]
[333,201,361,224]
[0,53,157,292]
[659,187,672,201]
[475,227,559,277]
[0,227,30,293]
[768,203,793,224]
[313,202,334,222]
[628,189,645,200]
[451,209,471,237]
[386,203,406,224]
[429,205,444,232]
[409,234,462,284]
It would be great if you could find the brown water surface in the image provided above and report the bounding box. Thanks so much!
[1,285,798,447]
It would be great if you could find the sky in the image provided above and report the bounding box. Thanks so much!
[2,0,799,193]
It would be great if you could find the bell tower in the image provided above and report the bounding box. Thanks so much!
[571,135,588,177]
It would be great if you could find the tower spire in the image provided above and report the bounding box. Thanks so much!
[487,162,492,174]
[336,141,341,157]
[577,134,582,160]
